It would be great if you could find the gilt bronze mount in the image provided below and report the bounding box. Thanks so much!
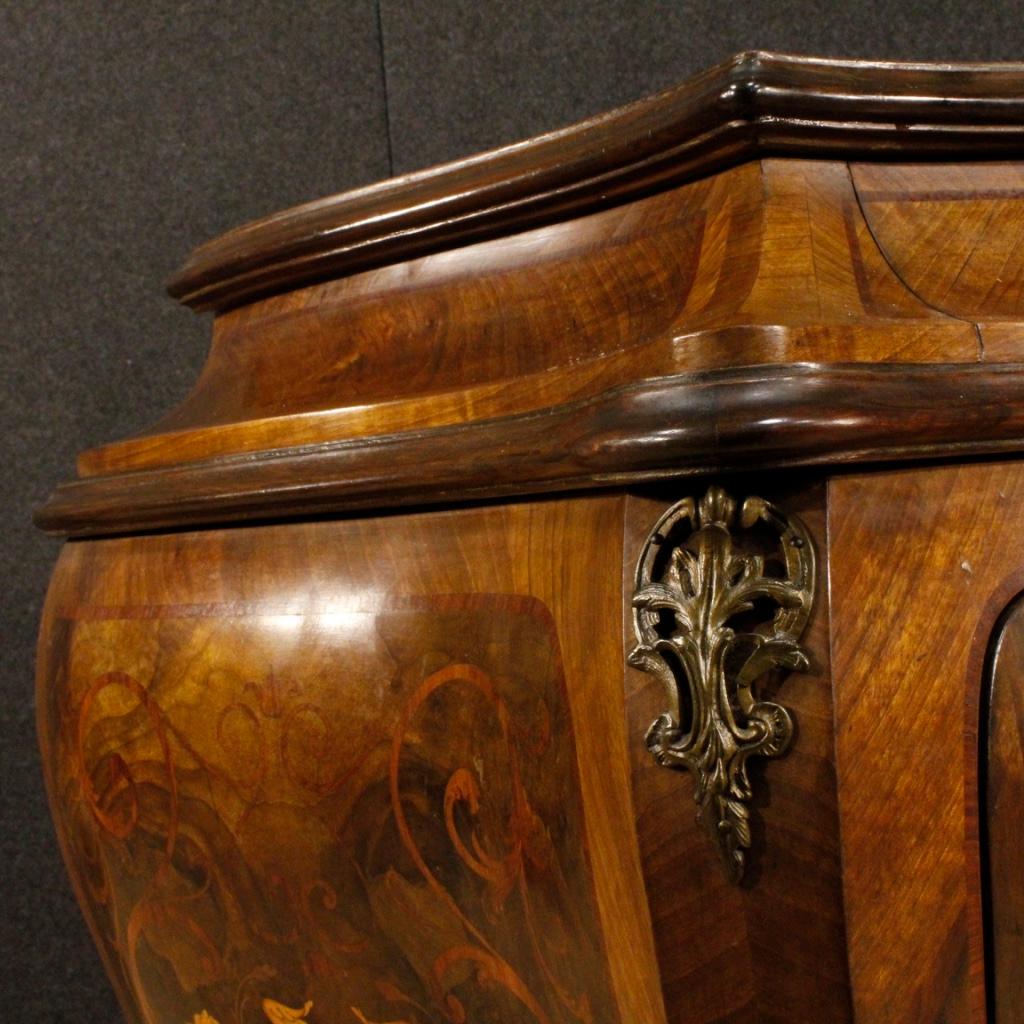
[629,487,816,883]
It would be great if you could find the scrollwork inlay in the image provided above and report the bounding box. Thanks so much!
[628,486,816,883]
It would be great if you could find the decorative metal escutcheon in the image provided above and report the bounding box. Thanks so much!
[628,486,816,883]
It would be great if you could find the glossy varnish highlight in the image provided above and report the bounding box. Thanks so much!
[34,52,1024,1024]
[828,461,1024,1023]
[38,497,666,1024]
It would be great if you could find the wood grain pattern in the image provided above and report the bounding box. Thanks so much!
[81,157,974,481]
[853,162,1024,323]
[624,481,851,1024]
[828,461,1024,1024]
[37,497,666,1024]
[50,148,1024,537]
[982,594,1024,1024]
[38,363,1024,538]
[166,53,1024,312]
[34,53,1024,1024]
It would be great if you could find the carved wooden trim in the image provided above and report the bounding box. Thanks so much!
[168,52,1024,311]
[35,362,1024,537]
[629,486,816,882]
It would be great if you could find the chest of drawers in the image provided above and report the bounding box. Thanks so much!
[35,52,1024,1024]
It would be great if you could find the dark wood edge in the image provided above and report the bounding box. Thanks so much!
[35,362,1024,537]
[167,51,1024,312]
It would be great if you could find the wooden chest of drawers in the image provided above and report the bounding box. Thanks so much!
[35,53,1024,1023]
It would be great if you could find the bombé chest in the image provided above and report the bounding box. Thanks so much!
[35,52,1024,1024]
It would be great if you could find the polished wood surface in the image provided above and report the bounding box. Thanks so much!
[624,481,852,1023]
[38,497,666,1024]
[853,162,1024,325]
[829,461,1024,1023]
[983,595,1024,1024]
[37,363,1024,538]
[79,156,981,482]
[167,52,1024,312]
[38,153,1024,537]
[34,53,1024,1024]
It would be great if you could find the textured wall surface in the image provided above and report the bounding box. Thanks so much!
[2,2,1021,1020]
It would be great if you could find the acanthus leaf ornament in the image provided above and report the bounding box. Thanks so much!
[628,486,816,883]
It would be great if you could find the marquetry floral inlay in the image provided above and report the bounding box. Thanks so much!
[62,598,614,1022]
[191,998,312,1024]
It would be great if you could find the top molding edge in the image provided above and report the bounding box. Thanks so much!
[168,50,1024,313]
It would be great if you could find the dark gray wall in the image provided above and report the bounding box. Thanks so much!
[2,3,1020,1019]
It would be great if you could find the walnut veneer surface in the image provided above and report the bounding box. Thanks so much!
[34,53,1024,1023]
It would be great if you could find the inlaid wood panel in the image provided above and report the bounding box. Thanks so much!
[852,162,1024,325]
[829,460,1024,1024]
[623,481,852,1024]
[35,53,1024,1024]
[982,594,1024,1024]
[37,497,666,1024]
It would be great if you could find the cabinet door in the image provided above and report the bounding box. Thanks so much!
[984,596,1024,1023]
[829,461,1024,1023]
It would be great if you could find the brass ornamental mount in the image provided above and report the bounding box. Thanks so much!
[629,487,816,883]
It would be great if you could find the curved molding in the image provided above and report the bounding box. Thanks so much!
[168,51,1024,312]
[980,591,1024,1022]
[35,361,1024,537]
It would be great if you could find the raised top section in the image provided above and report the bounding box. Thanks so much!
[37,54,1024,536]
[169,51,1024,312]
